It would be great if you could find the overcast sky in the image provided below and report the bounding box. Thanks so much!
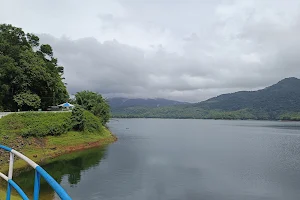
[1,0,300,102]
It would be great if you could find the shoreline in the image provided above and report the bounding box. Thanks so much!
[0,128,117,173]
[111,117,300,122]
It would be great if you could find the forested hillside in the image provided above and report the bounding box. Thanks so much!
[109,97,188,114]
[0,24,68,111]
[112,78,300,120]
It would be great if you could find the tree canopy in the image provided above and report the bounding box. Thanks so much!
[74,91,110,125]
[0,24,68,111]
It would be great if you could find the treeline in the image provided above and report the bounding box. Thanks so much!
[112,106,268,120]
[112,106,300,121]
[280,113,300,121]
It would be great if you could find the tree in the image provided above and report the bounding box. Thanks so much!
[74,91,110,124]
[0,24,69,111]
[13,92,41,110]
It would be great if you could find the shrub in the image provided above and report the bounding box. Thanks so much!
[71,107,85,131]
[83,110,102,132]
[70,107,103,132]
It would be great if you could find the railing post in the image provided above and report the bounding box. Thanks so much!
[6,183,11,200]
[33,170,41,200]
[6,152,14,200]
[8,152,14,179]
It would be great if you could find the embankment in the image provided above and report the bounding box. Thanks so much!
[0,111,117,172]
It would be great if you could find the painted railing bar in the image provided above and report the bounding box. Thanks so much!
[6,183,11,200]
[0,145,12,152]
[7,180,29,200]
[0,172,8,181]
[8,152,14,179]
[33,170,41,200]
[35,166,72,200]
[6,152,14,200]
[11,150,38,169]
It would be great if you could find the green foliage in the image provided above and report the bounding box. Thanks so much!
[71,107,85,131]
[40,44,53,57]
[13,91,41,110]
[0,110,105,137]
[0,112,71,137]
[83,110,103,132]
[70,106,103,132]
[0,24,69,111]
[75,91,110,124]
[280,112,300,121]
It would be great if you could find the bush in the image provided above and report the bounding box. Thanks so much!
[75,91,110,125]
[70,107,103,132]
[83,110,102,132]
[71,107,85,131]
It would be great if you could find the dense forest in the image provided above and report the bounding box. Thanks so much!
[0,24,68,111]
[111,78,300,120]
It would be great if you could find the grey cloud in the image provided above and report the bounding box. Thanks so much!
[4,0,299,102]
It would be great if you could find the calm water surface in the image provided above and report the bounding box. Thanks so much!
[16,119,300,200]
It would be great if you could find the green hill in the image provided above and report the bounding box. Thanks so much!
[112,77,300,120]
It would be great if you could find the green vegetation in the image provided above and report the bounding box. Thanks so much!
[74,91,110,125]
[280,112,300,121]
[0,24,68,111]
[1,112,71,137]
[111,77,300,121]
[112,106,269,120]
[0,109,104,138]
[0,112,115,172]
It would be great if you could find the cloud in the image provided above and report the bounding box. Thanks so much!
[2,0,300,102]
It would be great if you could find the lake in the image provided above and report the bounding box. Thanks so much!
[14,119,300,200]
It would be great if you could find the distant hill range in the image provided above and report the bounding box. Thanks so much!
[110,77,300,120]
[108,97,188,112]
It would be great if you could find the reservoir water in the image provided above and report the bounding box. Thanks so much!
[15,119,300,200]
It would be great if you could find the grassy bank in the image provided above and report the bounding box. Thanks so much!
[0,111,117,172]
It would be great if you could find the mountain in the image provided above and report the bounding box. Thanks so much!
[195,77,300,113]
[111,77,300,120]
[108,97,188,108]
[108,97,188,114]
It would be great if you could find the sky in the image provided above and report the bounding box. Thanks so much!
[1,0,300,102]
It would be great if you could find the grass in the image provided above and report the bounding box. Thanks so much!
[0,112,116,199]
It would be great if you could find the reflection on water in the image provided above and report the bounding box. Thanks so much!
[12,147,107,200]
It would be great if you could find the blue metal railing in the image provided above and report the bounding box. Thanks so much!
[0,144,72,200]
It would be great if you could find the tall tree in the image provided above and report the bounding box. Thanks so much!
[0,24,68,111]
